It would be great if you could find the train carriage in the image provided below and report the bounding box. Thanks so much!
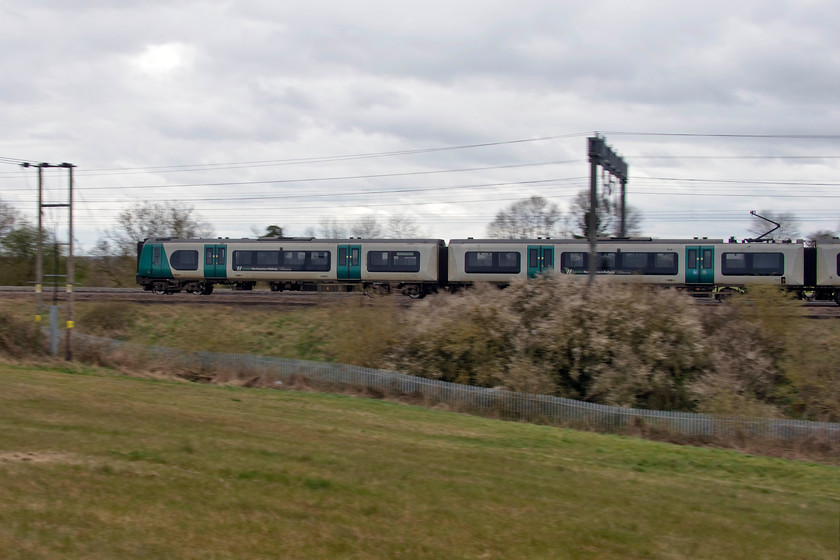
[448,238,690,286]
[448,237,813,297]
[137,237,445,296]
[138,235,840,304]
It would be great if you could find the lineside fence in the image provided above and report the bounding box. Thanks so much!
[76,333,840,443]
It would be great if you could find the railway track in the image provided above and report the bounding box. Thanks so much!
[0,286,391,308]
[1,286,838,316]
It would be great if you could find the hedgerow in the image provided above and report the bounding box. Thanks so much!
[387,276,838,420]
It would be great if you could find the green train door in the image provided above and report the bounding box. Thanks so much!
[527,245,554,278]
[337,244,361,280]
[204,244,227,278]
[686,246,714,284]
[137,242,173,279]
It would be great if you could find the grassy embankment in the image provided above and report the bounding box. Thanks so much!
[1,364,838,559]
[0,295,398,365]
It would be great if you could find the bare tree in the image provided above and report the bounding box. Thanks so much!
[317,217,347,238]
[569,190,642,238]
[387,213,423,238]
[487,196,562,239]
[101,201,213,257]
[0,198,21,239]
[747,210,800,241]
[350,216,383,238]
[805,229,838,247]
[569,190,613,238]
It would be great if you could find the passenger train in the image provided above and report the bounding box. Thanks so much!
[136,236,840,304]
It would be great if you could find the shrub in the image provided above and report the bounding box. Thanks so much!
[387,284,517,387]
[388,277,709,410]
[78,302,137,338]
[0,310,39,358]
[387,278,835,418]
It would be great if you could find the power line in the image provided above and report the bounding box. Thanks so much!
[628,155,840,160]
[638,176,840,187]
[601,131,840,140]
[0,160,585,193]
[0,155,39,166]
[66,132,591,176]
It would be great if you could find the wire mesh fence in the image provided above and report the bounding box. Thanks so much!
[75,333,840,443]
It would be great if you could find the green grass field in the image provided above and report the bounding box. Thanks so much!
[1,364,837,559]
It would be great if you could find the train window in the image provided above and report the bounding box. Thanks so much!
[234,250,279,270]
[367,251,421,273]
[598,253,616,271]
[464,251,521,273]
[282,251,331,271]
[654,252,678,273]
[170,250,199,271]
[702,249,712,269]
[153,247,161,267]
[560,251,677,275]
[233,251,252,267]
[498,252,519,270]
[722,253,746,274]
[561,252,587,272]
[722,252,784,276]
[466,252,493,270]
[622,252,648,271]
[687,249,697,269]
[369,251,388,268]
[256,251,278,266]
[309,251,330,270]
[528,249,539,268]
[282,251,306,270]
[232,250,330,271]
[752,253,783,275]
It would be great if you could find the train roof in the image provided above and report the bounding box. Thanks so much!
[142,237,446,244]
[142,236,840,246]
[448,237,725,244]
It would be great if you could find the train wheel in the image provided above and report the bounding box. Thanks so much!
[152,282,167,295]
[201,283,214,295]
[715,288,736,303]
[834,292,840,306]
[406,285,426,299]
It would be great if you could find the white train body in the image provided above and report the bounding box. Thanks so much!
[137,236,840,303]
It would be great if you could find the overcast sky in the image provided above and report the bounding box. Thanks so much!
[2,0,839,251]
